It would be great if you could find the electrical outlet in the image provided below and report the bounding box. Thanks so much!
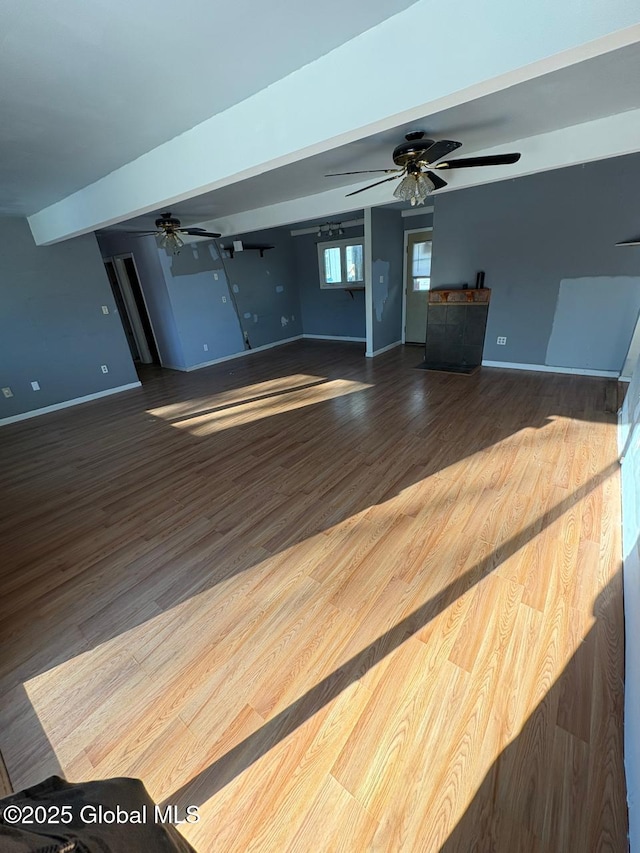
[221,296,227,303]
[31,381,40,391]
[213,272,219,280]
[2,387,13,398]
[203,344,208,352]
[101,364,109,374]
[497,336,507,346]
[101,305,109,315]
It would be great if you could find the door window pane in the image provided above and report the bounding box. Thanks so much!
[324,247,342,283]
[412,241,432,277]
[345,244,364,282]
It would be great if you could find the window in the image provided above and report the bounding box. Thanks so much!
[318,238,364,288]
[411,239,432,291]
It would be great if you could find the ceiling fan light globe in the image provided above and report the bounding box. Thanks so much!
[393,173,432,206]
[158,230,184,255]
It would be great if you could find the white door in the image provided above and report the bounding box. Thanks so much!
[404,230,432,344]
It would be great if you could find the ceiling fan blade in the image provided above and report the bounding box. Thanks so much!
[326,169,401,176]
[433,153,521,170]
[345,174,403,197]
[133,231,161,237]
[425,171,448,191]
[181,228,222,238]
[423,140,462,163]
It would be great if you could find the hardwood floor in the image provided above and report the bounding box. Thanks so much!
[0,341,627,851]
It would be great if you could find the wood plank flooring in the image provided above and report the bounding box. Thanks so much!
[0,341,627,851]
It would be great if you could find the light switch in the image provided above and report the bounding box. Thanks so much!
[31,381,40,391]
[2,387,13,398]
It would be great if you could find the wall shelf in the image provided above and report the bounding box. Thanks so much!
[222,244,274,259]
[345,286,364,299]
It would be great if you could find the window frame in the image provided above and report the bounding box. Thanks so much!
[410,235,433,292]
[317,237,365,289]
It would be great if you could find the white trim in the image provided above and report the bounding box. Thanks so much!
[402,227,433,345]
[290,218,364,237]
[401,229,408,345]
[175,334,367,372]
[302,334,366,342]
[401,206,435,218]
[111,256,153,363]
[364,208,373,356]
[482,360,620,377]
[365,339,403,358]
[0,382,142,426]
[113,253,163,366]
[182,335,304,371]
[317,237,365,289]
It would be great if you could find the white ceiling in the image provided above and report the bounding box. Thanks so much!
[0,0,419,215]
[106,39,640,233]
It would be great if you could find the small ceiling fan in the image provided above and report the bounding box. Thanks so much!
[326,132,521,206]
[133,212,221,254]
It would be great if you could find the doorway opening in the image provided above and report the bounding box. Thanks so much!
[402,229,432,345]
[104,255,160,373]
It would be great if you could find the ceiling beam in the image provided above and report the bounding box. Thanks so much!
[197,108,640,237]
[28,8,640,245]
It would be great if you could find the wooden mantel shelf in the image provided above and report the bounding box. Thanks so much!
[429,288,491,304]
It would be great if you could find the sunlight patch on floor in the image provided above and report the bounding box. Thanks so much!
[151,379,373,435]
[147,374,328,420]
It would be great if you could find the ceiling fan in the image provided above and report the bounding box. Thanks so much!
[326,132,521,206]
[133,212,221,254]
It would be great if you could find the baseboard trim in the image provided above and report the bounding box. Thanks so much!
[366,340,403,358]
[184,335,304,371]
[0,381,142,426]
[302,334,366,343]
[481,360,620,378]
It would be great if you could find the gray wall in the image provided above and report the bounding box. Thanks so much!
[221,227,302,351]
[0,217,138,420]
[97,231,184,369]
[431,152,640,369]
[158,241,244,369]
[403,211,434,231]
[294,225,365,339]
[370,207,404,352]
[99,226,301,371]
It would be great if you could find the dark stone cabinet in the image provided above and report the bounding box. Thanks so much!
[423,289,490,372]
